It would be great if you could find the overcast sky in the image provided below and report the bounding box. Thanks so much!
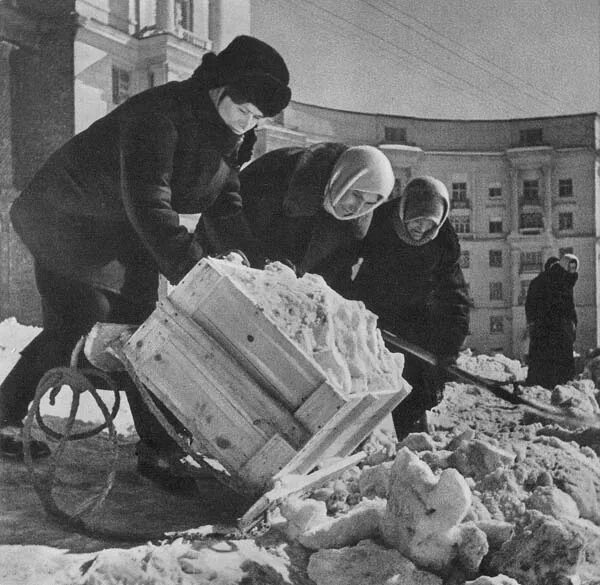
[251,0,599,120]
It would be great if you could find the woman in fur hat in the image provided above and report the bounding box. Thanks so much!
[526,253,579,388]
[203,142,395,290]
[0,36,291,486]
[345,176,472,438]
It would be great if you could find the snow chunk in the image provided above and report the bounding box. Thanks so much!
[218,260,406,395]
[297,497,386,550]
[307,539,442,585]
[380,447,488,575]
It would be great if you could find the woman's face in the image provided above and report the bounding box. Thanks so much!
[217,96,264,135]
[405,217,436,241]
[330,190,383,219]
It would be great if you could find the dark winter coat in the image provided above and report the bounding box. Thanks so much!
[202,142,372,290]
[10,78,247,303]
[526,263,578,386]
[347,203,471,360]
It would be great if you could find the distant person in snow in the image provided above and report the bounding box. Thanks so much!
[525,253,579,388]
[0,35,291,490]
[202,143,396,291]
[345,176,471,438]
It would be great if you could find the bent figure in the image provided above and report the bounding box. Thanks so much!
[0,36,291,487]
[347,176,471,438]
[203,142,396,291]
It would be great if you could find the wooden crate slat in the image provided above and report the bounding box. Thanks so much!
[169,259,328,409]
[275,387,409,478]
[124,313,266,469]
[158,300,311,449]
[294,380,348,434]
[238,434,298,491]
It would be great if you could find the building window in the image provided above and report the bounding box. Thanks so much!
[558,212,573,231]
[519,128,543,146]
[520,212,543,230]
[488,186,502,199]
[520,251,542,273]
[522,180,539,203]
[112,66,131,104]
[450,216,471,234]
[489,250,502,267]
[489,220,503,233]
[452,182,468,201]
[518,280,531,305]
[459,251,470,269]
[489,282,503,301]
[384,126,407,143]
[490,316,504,334]
[559,178,573,198]
[175,0,193,31]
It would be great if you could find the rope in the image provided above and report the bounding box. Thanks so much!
[20,337,156,542]
[22,335,252,542]
[22,365,121,533]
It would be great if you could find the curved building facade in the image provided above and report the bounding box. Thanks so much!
[256,102,600,359]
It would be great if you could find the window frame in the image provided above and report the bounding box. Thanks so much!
[489,250,503,268]
[489,282,503,301]
[558,178,573,198]
[489,220,503,234]
[490,316,504,334]
[111,65,131,105]
[558,212,574,231]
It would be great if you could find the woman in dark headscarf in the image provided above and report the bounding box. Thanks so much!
[526,253,579,388]
[347,176,471,438]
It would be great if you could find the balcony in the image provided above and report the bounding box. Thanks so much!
[451,199,471,210]
[176,27,211,50]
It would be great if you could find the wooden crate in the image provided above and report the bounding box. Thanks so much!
[123,258,409,493]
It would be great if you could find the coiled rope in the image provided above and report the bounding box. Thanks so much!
[21,335,252,542]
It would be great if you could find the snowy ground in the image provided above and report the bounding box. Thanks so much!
[2,315,600,585]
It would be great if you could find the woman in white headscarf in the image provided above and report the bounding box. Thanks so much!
[202,142,395,291]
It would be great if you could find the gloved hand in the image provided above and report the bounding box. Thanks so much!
[214,249,250,267]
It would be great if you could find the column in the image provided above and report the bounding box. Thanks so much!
[156,0,176,33]
[0,41,18,319]
[508,164,520,233]
[0,41,17,195]
[541,163,552,234]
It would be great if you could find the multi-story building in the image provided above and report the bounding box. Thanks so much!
[0,0,249,322]
[2,1,598,361]
[257,102,600,359]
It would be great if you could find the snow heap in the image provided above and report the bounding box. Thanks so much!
[217,260,406,395]
[456,349,527,383]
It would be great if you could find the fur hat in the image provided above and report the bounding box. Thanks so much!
[192,35,291,117]
[323,146,395,220]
